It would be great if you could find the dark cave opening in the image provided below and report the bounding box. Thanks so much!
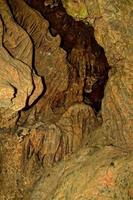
[26,0,110,113]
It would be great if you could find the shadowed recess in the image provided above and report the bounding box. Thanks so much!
[26,0,110,113]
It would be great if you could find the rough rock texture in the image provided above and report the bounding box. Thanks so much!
[0,0,132,199]
[63,0,88,19]
[0,0,43,128]
[22,103,97,168]
[62,0,133,148]
[30,146,133,200]
[9,0,69,123]
[0,1,99,199]
[25,0,110,114]
[27,1,133,199]
[0,131,44,200]
[9,0,107,124]
[0,103,97,199]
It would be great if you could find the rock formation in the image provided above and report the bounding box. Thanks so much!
[30,146,133,200]
[0,0,132,199]
[8,0,69,124]
[62,0,133,149]
[0,0,43,128]
[26,0,110,112]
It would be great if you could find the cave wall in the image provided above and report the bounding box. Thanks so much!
[8,0,69,124]
[62,0,133,148]
[29,2,133,199]
[0,0,132,199]
[0,1,98,198]
[7,0,99,164]
[0,0,44,198]
[0,0,43,128]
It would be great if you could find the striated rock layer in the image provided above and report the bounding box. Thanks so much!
[30,146,133,200]
[0,1,99,199]
[62,0,133,148]
[22,103,97,169]
[26,0,110,113]
[0,0,43,128]
[9,0,69,124]
[29,1,133,199]
[0,0,132,199]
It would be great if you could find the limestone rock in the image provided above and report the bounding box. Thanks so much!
[62,0,88,19]
[0,131,44,200]
[22,103,97,168]
[0,0,43,127]
[0,133,24,200]
[62,0,133,148]
[0,0,132,199]
[9,0,69,122]
[30,146,133,200]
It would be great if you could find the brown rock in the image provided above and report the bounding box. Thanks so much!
[22,103,97,168]
[0,0,43,127]
[9,0,69,123]
[62,0,133,148]
[0,0,132,199]
[30,146,133,200]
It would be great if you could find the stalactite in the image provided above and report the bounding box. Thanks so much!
[27,0,110,112]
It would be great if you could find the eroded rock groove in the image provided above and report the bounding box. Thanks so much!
[25,0,110,113]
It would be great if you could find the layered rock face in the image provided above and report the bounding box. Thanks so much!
[62,0,133,149]
[26,0,110,113]
[0,0,98,199]
[0,0,43,128]
[0,0,132,199]
[30,1,133,199]
[30,146,133,200]
[8,0,69,124]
